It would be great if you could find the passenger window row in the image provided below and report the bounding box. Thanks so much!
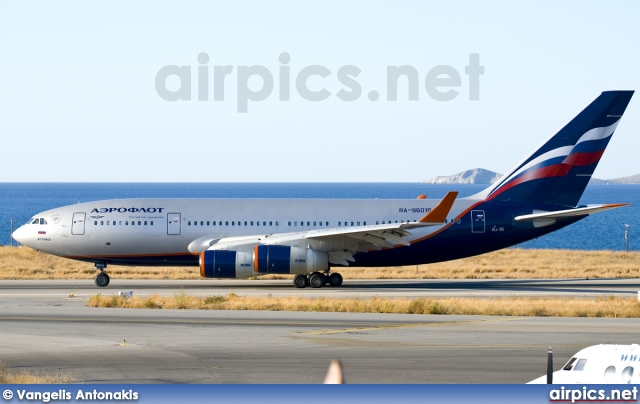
[92,218,460,229]
[372,219,461,225]
[94,220,154,226]
[288,221,331,227]
[184,219,458,228]
[188,221,280,227]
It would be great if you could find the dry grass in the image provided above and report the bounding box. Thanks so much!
[336,248,640,280]
[87,292,640,318]
[1,246,639,280]
[0,362,77,384]
[0,246,201,280]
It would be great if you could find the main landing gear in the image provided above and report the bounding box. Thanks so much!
[293,271,343,289]
[94,261,110,287]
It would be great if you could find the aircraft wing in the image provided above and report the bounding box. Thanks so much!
[191,192,458,265]
[514,203,628,222]
[263,191,458,265]
[266,191,458,242]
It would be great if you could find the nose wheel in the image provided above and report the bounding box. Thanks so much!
[94,261,110,287]
[94,272,110,287]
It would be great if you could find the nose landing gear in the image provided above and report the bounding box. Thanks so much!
[94,261,110,287]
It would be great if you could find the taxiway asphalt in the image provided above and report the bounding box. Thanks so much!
[0,279,638,383]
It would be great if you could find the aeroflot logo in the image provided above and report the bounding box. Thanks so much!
[91,207,165,213]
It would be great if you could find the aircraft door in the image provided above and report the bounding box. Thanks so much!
[167,213,181,235]
[471,210,485,233]
[71,212,86,235]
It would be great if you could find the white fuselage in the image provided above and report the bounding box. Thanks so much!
[13,197,474,263]
[530,344,640,384]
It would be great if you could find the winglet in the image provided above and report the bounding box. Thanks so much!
[418,191,458,223]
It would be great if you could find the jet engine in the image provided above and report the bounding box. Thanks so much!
[253,245,328,275]
[199,250,254,279]
[199,246,328,279]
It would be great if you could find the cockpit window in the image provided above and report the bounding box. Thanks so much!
[31,218,39,225]
[40,219,47,225]
[563,357,578,371]
[573,359,587,371]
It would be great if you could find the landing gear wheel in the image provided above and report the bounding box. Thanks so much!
[293,274,308,288]
[329,273,343,287]
[95,272,110,287]
[309,272,325,288]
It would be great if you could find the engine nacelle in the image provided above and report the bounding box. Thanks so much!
[253,245,328,275]
[200,246,329,278]
[199,250,254,279]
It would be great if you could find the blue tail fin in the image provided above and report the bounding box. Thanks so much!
[477,91,634,206]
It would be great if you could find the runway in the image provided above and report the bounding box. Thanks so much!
[0,279,639,384]
[1,277,639,299]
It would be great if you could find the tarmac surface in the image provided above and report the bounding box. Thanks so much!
[0,278,639,383]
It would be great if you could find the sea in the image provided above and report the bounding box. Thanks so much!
[0,183,638,251]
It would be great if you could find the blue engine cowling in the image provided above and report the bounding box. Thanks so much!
[199,250,253,279]
[253,245,328,275]
[199,246,329,278]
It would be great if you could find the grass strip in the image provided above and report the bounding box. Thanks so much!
[87,292,640,318]
[0,362,77,384]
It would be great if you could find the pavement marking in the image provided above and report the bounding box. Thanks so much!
[296,317,526,335]
[118,339,135,347]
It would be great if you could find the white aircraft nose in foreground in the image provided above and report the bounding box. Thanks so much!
[530,344,640,384]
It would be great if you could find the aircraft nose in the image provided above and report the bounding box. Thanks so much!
[12,225,28,245]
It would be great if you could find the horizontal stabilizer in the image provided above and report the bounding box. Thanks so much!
[514,203,628,222]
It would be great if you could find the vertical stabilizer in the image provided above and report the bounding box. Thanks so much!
[475,91,634,206]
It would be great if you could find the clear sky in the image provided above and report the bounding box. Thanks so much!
[1,1,639,182]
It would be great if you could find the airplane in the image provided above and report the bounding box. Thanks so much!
[11,90,634,288]
[529,344,640,384]
[325,344,640,384]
